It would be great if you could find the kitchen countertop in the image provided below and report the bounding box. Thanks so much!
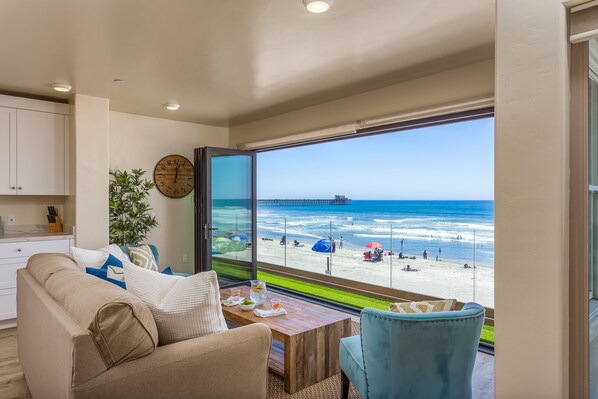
[0,225,74,243]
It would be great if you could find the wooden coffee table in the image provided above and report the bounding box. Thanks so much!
[220,286,352,394]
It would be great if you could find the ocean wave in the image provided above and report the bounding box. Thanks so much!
[373,217,439,224]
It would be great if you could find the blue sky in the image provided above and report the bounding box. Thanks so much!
[257,117,494,200]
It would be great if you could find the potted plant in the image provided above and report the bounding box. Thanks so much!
[109,169,158,246]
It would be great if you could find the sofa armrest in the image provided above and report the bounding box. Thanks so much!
[72,323,272,399]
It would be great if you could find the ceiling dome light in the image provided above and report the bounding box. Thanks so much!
[164,103,180,111]
[51,83,72,93]
[303,0,333,13]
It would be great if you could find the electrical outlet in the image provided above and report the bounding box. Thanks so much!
[8,216,15,225]
[182,254,188,263]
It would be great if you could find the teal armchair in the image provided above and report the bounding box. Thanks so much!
[340,302,485,399]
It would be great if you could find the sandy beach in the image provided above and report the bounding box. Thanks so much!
[254,239,494,308]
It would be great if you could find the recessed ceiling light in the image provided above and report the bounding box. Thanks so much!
[303,0,332,13]
[51,83,72,93]
[164,103,180,111]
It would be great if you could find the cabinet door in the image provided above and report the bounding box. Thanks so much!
[16,110,66,195]
[0,107,16,195]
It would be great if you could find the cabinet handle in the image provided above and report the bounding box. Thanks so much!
[10,186,15,190]
[17,248,22,252]
[17,187,22,190]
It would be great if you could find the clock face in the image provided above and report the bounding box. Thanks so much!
[153,155,194,198]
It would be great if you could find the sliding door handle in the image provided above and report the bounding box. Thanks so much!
[204,224,218,240]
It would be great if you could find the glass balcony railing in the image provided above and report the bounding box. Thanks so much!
[256,217,494,309]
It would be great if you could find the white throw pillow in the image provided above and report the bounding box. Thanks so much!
[124,263,228,344]
[70,246,109,271]
[70,244,130,271]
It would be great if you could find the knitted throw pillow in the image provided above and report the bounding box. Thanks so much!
[124,263,228,345]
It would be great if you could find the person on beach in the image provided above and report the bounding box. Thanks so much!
[280,235,286,245]
[436,255,439,261]
[339,237,344,249]
[438,247,442,256]
[423,250,427,260]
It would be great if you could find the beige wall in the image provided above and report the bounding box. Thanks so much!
[109,111,228,273]
[0,196,67,227]
[229,60,494,146]
[495,1,569,398]
[73,95,110,249]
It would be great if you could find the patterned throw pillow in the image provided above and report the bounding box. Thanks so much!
[124,263,228,345]
[388,299,457,313]
[128,245,158,271]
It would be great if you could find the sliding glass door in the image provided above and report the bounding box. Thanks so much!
[195,147,256,287]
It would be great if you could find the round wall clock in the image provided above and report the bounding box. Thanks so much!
[153,155,194,198]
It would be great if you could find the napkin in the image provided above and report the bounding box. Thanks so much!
[221,296,244,306]
[253,308,288,318]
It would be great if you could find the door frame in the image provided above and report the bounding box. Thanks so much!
[570,41,590,399]
[194,146,257,282]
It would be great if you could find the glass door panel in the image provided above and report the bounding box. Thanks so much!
[195,147,256,287]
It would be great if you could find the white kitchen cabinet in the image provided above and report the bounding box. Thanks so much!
[0,95,70,196]
[17,110,67,195]
[0,237,73,329]
[0,107,16,195]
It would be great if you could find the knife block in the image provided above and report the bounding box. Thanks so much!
[48,216,63,233]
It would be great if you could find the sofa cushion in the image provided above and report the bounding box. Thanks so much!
[27,253,80,286]
[34,258,159,368]
[388,299,457,313]
[124,263,228,345]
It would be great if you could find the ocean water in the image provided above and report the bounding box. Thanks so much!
[257,200,494,266]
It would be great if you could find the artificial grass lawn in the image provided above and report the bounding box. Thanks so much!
[257,270,495,346]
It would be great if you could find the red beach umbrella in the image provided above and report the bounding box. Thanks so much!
[365,242,383,248]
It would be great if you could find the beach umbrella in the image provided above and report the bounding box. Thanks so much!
[365,241,383,248]
[312,238,332,253]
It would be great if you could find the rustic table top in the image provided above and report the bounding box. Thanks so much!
[220,286,351,338]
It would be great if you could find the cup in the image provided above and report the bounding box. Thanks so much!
[269,299,282,312]
[230,287,241,300]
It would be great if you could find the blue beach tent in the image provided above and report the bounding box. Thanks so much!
[312,238,332,253]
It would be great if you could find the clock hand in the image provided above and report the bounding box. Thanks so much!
[174,165,180,183]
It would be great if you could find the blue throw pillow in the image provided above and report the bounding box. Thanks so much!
[86,263,178,289]
[101,254,123,269]
[86,266,126,289]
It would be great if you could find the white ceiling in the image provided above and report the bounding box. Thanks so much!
[0,0,495,127]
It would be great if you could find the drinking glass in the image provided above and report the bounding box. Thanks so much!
[250,280,267,305]
[269,299,282,312]
[230,287,241,300]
